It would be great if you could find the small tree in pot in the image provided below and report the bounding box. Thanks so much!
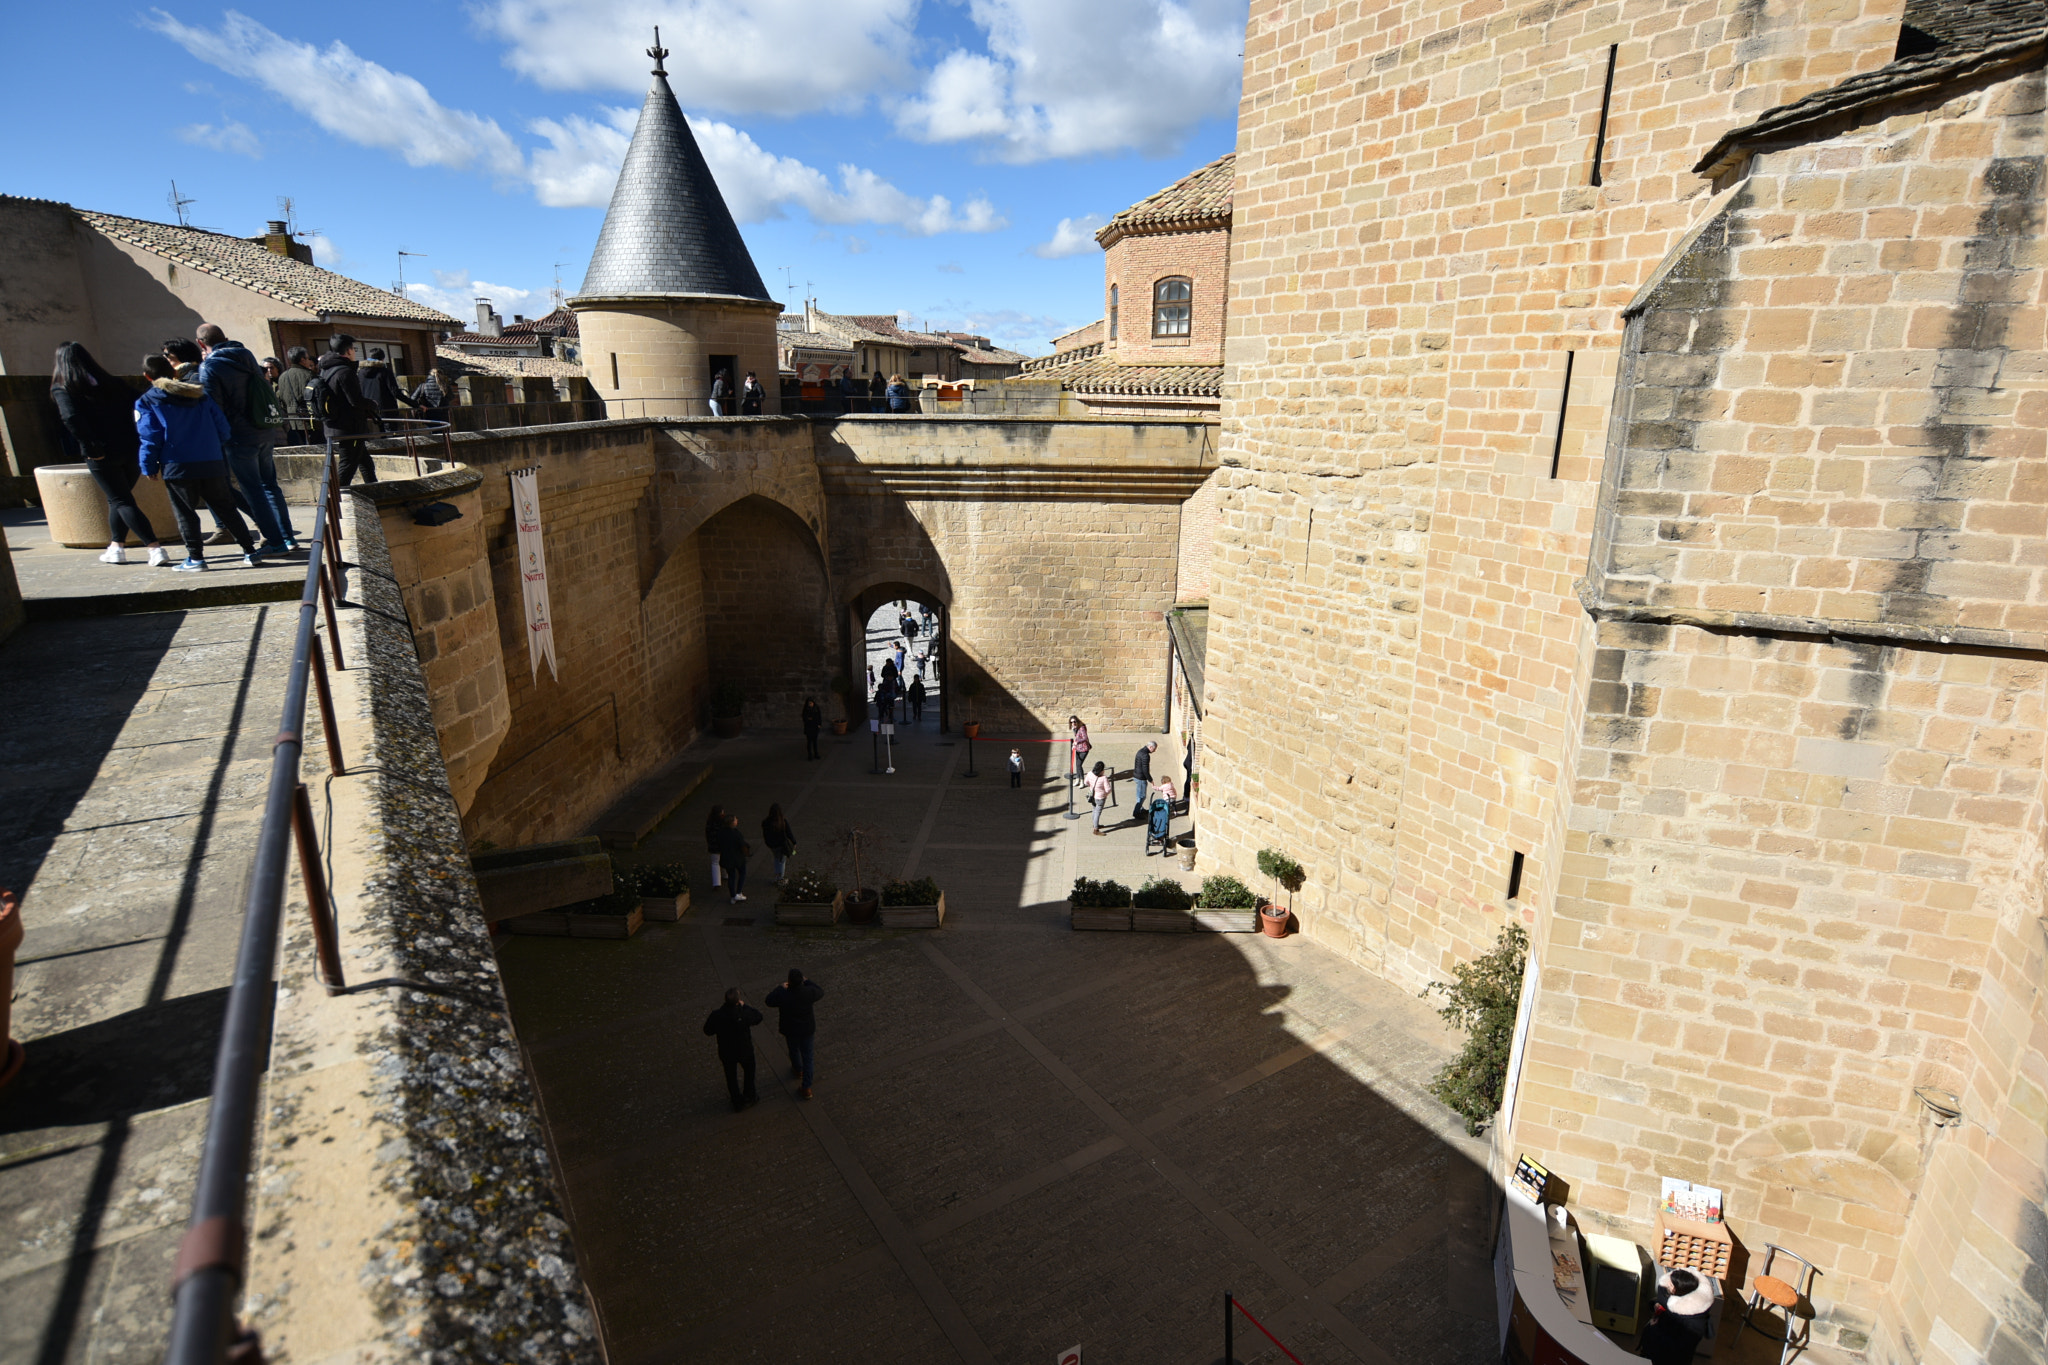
[711,680,746,737]
[954,674,985,737]
[1255,848,1304,937]
[829,673,854,732]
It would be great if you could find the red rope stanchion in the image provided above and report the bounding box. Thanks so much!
[1232,1298,1305,1365]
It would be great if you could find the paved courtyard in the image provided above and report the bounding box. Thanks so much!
[496,721,1501,1365]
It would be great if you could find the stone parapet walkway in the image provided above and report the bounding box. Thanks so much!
[0,603,297,1365]
[497,722,1499,1364]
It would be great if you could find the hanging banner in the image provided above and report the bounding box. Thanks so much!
[509,467,558,682]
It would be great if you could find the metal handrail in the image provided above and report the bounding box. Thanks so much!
[157,436,395,1363]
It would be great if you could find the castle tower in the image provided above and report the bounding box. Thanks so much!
[568,33,781,417]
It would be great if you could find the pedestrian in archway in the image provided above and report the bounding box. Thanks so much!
[801,697,822,759]
[740,371,765,415]
[1087,760,1113,836]
[702,987,762,1112]
[704,804,727,890]
[761,804,796,886]
[765,967,823,1099]
[907,676,926,723]
[720,812,750,902]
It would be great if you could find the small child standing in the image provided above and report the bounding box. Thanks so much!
[1008,748,1023,788]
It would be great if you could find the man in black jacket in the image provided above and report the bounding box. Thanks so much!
[1131,740,1157,821]
[702,988,763,1111]
[765,967,823,1098]
[317,336,377,486]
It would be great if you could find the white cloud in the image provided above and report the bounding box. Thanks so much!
[148,11,1006,237]
[147,10,526,179]
[1031,214,1105,258]
[895,0,1246,162]
[475,0,917,115]
[846,237,871,255]
[936,261,963,273]
[178,120,262,157]
[308,234,341,265]
[405,271,545,323]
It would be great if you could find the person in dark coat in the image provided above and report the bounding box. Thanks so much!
[134,355,261,570]
[1132,740,1157,819]
[907,677,926,723]
[704,804,726,891]
[801,697,823,760]
[50,343,165,566]
[357,347,405,422]
[719,812,750,903]
[761,804,796,885]
[710,369,733,416]
[194,324,290,550]
[764,967,823,1098]
[317,337,378,486]
[868,370,885,398]
[739,371,764,415]
[407,368,451,425]
[277,347,317,444]
[702,988,763,1111]
[1636,1267,1715,1365]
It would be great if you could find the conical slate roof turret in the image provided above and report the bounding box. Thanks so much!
[575,34,770,302]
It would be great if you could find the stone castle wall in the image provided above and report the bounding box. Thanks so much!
[1202,0,2043,1356]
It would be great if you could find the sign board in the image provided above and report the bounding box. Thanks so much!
[1058,1350,1081,1365]
[882,724,895,735]
[508,467,557,682]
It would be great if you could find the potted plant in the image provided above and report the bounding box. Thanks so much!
[0,889,23,1090]
[623,862,691,921]
[879,875,946,928]
[507,881,645,938]
[775,867,842,926]
[843,827,880,923]
[829,673,854,734]
[1132,875,1194,932]
[1067,875,1133,931]
[1255,848,1304,938]
[1193,873,1258,933]
[955,674,984,738]
[712,680,746,737]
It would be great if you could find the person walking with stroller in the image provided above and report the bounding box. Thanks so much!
[1131,741,1157,821]
[765,967,823,1099]
[702,988,762,1112]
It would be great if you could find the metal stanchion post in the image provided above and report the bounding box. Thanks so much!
[884,724,894,775]
[963,730,977,777]
[1225,1292,1234,1365]
[1064,744,1081,819]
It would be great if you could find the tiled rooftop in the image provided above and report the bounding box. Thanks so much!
[60,205,455,325]
[1096,154,1235,248]
[1014,350,1220,397]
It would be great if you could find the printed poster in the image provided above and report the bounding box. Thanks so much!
[509,467,557,682]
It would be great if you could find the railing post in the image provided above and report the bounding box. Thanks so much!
[290,783,347,994]
[318,571,345,672]
[310,637,344,775]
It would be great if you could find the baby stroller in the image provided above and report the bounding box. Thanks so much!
[1144,795,1174,856]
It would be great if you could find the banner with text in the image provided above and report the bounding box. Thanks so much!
[509,467,558,682]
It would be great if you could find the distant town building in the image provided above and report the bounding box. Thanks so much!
[801,305,1028,386]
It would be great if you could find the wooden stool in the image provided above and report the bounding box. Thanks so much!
[1742,1246,1819,1364]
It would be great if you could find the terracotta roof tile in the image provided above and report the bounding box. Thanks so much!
[1014,351,1219,397]
[1096,154,1235,248]
[69,206,455,325]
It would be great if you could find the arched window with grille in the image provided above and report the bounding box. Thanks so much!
[1152,277,1192,338]
[1108,284,1119,341]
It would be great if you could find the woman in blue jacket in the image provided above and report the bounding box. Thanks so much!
[885,373,913,413]
[134,355,261,571]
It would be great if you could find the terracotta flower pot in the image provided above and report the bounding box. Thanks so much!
[831,719,848,735]
[963,721,981,738]
[1259,903,1290,938]
[0,889,24,1090]
[846,889,879,924]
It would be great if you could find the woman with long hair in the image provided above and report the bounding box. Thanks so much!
[50,342,166,566]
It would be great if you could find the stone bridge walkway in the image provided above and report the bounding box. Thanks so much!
[496,725,1500,1365]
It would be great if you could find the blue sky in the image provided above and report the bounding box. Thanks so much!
[2,1,1247,354]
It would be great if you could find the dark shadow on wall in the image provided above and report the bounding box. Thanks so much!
[698,494,838,730]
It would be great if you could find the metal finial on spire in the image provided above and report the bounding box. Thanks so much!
[647,27,668,76]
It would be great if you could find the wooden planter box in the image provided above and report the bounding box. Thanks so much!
[1193,907,1259,933]
[504,905,645,939]
[879,891,946,928]
[640,891,690,922]
[776,891,843,926]
[1132,907,1193,932]
[1069,900,1133,931]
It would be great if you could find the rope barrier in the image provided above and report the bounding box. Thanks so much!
[1233,1298,1305,1365]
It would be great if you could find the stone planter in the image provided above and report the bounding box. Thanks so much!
[640,891,690,922]
[879,891,946,928]
[775,891,843,926]
[1133,907,1193,932]
[713,714,743,737]
[1193,906,1258,933]
[1069,899,1132,931]
[504,904,645,938]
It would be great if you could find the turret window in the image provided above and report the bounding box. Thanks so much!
[1109,284,1119,340]
[1153,277,1191,338]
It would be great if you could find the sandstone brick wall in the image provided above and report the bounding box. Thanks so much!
[1106,226,1230,366]
[1200,0,2041,1356]
[576,299,782,416]
[1174,469,1222,601]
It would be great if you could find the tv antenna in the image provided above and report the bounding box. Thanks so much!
[167,180,196,227]
[396,248,427,296]
[551,261,571,308]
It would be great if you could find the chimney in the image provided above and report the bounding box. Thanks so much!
[255,220,312,263]
[475,298,502,337]
[514,314,527,324]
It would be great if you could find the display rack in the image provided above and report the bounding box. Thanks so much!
[1655,1209,1733,1279]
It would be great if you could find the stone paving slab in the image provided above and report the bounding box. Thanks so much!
[0,602,297,1365]
[497,722,1499,1364]
[4,505,318,618]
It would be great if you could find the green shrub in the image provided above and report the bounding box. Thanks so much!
[1133,876,1193,910]
[1256,848,1305,897]
[1068,876,1132,908]
[882,876,941,906]
[565,886,643,915]
[1422,922,1530,1136]
[712,680,747,717]
[1196,874,1257,909]
[621,862,690,896]
[781,867,837,903]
